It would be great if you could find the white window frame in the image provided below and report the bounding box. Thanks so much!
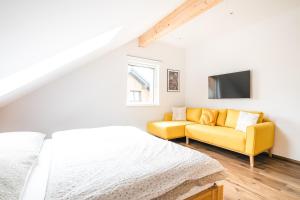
[126,56,160,106]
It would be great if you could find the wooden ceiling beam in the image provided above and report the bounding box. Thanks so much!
[138,0,222,47]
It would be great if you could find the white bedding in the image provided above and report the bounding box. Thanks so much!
[45,126,224,200]
[0,132,45,200]
[22,139,52,200]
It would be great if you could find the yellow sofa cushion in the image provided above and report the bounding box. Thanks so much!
[185,124,246,153]
[250,111,264,123]
[147,121,195,140]
[217,109,227,126]
[163,112,173,121]
[225,109,264,128]
[225,109,239,128]
[199,108,219,126]
[187,108,202,122]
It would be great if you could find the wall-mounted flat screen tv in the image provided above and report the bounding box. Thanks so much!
[208,70,250,99]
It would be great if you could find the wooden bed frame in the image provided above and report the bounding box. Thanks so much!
[185,184,223,200]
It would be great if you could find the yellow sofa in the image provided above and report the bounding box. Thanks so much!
[147,108,275,167]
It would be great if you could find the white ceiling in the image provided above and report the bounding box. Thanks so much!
[0,0,183,79]
[0,0,183,106]
[161,0,300,48]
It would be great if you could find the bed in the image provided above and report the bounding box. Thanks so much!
[1,126,225,200]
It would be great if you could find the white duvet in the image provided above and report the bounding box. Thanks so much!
[46,126,223,200]
[0,132,45,200]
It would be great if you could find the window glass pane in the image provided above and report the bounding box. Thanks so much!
[127,56,159,106]
[127,66,154,104]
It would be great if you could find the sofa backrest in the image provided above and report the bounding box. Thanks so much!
[171,108,264,127]
[186,108,202,122]
[224,109,264,128]
[216,109,227,126]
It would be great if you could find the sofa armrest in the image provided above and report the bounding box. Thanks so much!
[164,112,173,121]
[245,122,275,156]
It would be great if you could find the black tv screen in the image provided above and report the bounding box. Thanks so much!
[208,70,250,99]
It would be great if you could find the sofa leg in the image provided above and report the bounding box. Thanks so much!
[250,156,254,167]
[268,149,272,158]
[186,137,189,145]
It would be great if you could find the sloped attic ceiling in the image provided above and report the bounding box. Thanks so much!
[161,0,300,47]
[0,0,183,107]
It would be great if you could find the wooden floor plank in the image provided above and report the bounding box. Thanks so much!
[175,139,300,200]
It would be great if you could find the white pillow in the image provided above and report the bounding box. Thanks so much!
[0,132,45,153]
[172,107,186,121]
[236,112,259,132]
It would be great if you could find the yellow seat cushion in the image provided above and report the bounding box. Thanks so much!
[217,109,227,126]
[185,124,246,153]
[199,108,219,126]
[225,109,264,128]
[187,108,202,122]
[147,121,195,140]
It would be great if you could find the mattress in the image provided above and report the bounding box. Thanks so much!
[22,139,52,200]
[21,158,222,200]
[45,126,224,200]
[19,127,224,200]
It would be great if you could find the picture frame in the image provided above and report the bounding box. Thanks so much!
[167,69,180,92]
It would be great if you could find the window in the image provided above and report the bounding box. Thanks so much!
[129,90,142,102]
[127,56,159,106]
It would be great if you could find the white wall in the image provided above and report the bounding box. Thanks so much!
[0,41,185,136]
[185,6,300,161]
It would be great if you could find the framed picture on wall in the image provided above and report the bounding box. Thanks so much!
[167,69,180,92]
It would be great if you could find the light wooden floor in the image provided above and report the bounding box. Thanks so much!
[175,139,300,200]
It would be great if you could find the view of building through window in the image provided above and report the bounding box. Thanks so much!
[127,56,159,105]
[129,90,142,102]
